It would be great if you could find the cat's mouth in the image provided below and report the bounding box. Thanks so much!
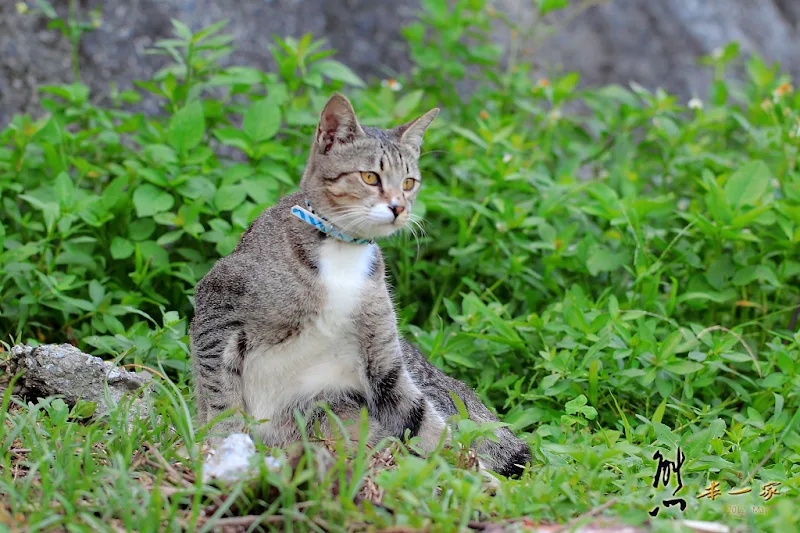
[323,204,409,240]
[366,219,407,238]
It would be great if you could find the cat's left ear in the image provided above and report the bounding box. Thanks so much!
[395,108,440,149]
[317,93,365,154]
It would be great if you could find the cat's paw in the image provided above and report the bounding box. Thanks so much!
[478,459,501,493]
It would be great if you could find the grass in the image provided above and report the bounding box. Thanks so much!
[2,0,800,531]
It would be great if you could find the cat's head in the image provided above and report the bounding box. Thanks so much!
[300,93,439,240]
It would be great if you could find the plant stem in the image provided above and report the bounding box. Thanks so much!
[69,0,81,82]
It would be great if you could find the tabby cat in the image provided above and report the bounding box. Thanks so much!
[190,94,530,477]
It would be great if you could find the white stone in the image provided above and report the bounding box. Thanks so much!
[202,433,282,484]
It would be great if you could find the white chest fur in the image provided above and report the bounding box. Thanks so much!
[243,240,376,442]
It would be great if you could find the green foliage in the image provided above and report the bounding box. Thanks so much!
[1,0,799,530]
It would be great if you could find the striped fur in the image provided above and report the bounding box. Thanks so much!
[190,94,530,477]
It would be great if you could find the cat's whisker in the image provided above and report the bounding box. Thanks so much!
[337,216,371,237]
[408,215,428,236]
[410,221,425,256]
[406,216,427,242]
[403,221,422,258]
[328,211,367,223]
[325,206,368,217]
[420,149,451,158]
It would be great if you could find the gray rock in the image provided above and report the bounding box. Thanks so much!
[533,0,800,100]
[9,343,152,417]
[2,0,800,124]
[0,0,416,124]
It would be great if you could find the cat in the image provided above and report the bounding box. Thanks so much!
[190,93,531,477]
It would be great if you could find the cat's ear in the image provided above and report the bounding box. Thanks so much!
[395,108,440,149]
[316,93,364,153]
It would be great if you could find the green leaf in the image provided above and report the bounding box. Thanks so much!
[540,374,560,391]
[167,101,205,155]
[664,360,705,375]
[724,160,771,209]
[214,184,248,212]
[216,233,240,256]
[561,414,587,427]
[565,394,587,414]
[133,184,174,218]
[88,280,105,305]
[110,237,135,260]
[563,394,598,420]
[652,422,680,449]
[311,60,365,87]
[659,330,683,360]
[537,0,569,15]
[156,230,184,246]
[586,246,629,276]
[421,0,448,18]
[243,97,282,143]
[442,351,480,369]
[178,177,216,200]
[138,240,170,268]
[652,396,668,425]
[170,19,193,40]
[451,126,487,149]
[395,90,424,118]
[213,128,253,156]
[208,66,263,86]
[54,172,74,206]
[447,391,470,420]
[243,174,278,204]
[70,400,97,419]
[36,0,58,18]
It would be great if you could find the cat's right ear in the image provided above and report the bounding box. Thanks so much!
[316,93,364,154]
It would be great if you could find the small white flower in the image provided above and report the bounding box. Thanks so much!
[711,47,723,60]
[678,198,690,211]
[688,98,703,110]
[381,79,403,92]
[548,109,561,122]
[502,153,512,164]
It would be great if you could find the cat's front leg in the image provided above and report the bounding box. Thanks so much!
[191,323,248,445]
[357,304,448,452]
[366,357,448,452]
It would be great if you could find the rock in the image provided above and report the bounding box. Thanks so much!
[0,0,417,124]
[5,0,800,125]
[508,0,800,100]
[8,343,152,417]
[202,433,283,484]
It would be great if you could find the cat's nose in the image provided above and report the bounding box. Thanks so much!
[388,204,405,218]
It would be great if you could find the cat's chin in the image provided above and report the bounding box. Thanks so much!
[362,221,407,240]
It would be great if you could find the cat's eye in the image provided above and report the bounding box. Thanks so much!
[402,178,416,191]
[360,171,380,185]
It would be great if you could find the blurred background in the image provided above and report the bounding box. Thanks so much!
[3,0,800,125]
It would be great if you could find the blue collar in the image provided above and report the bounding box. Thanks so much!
[290,200,374,245]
